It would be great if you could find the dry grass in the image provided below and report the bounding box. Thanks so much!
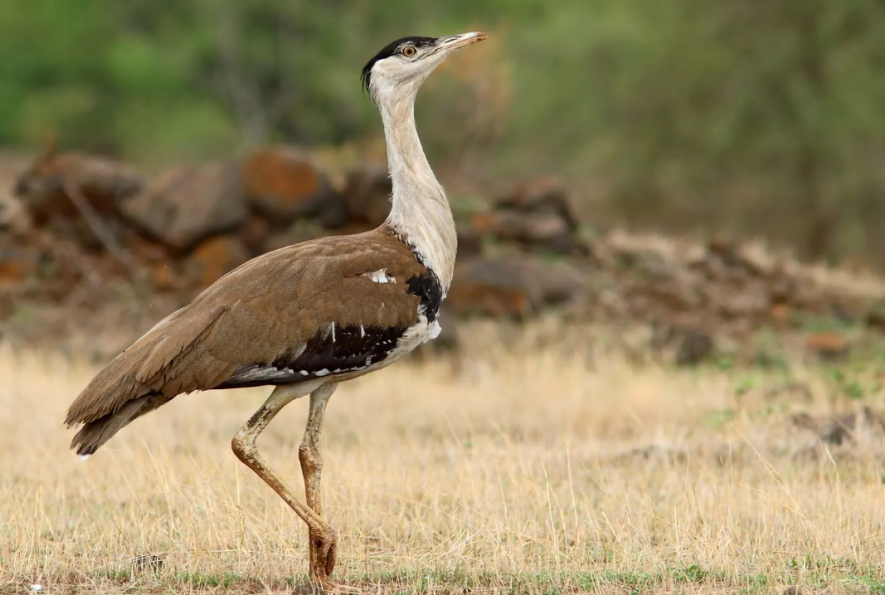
[2,324,885,595]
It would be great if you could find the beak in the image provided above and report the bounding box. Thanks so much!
[436,31,488,52]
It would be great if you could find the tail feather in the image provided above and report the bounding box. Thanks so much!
[69,392,169,456]
[65,359,147,428]
[65,302,231,456]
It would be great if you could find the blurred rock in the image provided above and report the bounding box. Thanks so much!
[149,262,179,292]
[715,282,770,320]
[0,292,16,320]
[471,210,560,243]
[119,161,247,252]
[769,302,792,323]
[14,137,143,223]
[766,269,798,306]
[651,323,715,366]
[455,225,484,259]
[471,178,591,256]
[0,191,30,233]
[184,235,250,288]
[447,257,534,319]
[676,332,715,366]
[503,255,588,307]
[239,215,273,255]
[262,222,331,253]
[342,166,392,227]
[5,139,885,365]
[242,145,345,227]
[702,239,765,278]
[864,301,885,333]
[804,332,849,361]
[0,242,41,286]
[446,255,586,319]
[495,176,580,233]
[471,210,591,256]
[127,234,171,264]
[47,216,140,256]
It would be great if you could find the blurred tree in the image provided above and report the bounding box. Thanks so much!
[535,0,885,264]
[0,0,884,267]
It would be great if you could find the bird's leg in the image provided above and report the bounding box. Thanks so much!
[299,383,338,585]
[230,383,338,591]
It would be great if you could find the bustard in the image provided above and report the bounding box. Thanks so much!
[64,32,488,589]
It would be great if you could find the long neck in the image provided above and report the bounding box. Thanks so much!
[379,91,457,294]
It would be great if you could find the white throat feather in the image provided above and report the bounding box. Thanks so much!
[373,77,457,295]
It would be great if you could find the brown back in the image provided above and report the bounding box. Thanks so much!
[65,226,430,429]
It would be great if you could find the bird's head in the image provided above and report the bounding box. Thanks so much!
[361,32,488,102]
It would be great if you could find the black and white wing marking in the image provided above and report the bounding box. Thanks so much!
[215,322,408,388]
[213,269,443,389]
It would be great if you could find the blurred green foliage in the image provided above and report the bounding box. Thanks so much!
[1,0,885,267]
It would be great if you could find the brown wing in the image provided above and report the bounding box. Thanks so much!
[65,227,438,455]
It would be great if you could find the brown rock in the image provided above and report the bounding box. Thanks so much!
[14,136,143,223]
[242,146,343,226]
[0,191,31,233]
[693,239,765,280]
[496,176,580,232]
[0,292,16,320]
[456,226,484,259]
[43,215,139,256]
[446,255,585,319]
[0,243,41,286]
[447,261,533,319]
[184,235,250,288]
[149,262,179,292]
[127,235,171,264]
[804,333,849,361]
[864,301,885,334]
[634,281,705,315]
[469,209,589,256]
[650,323,715,366]
[716,282,771,320]
[239,215,273,255]
[770,302,792,322]
[262,221,330,254]
[469,211,498,235]
[504,255,588,307]
[119,161,247,252]
[342,166,392,227]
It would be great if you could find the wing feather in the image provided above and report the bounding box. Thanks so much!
[65,229,428,433]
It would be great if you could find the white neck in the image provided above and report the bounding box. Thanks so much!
[378,89,457,294]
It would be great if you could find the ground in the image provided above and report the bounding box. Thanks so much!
[1,320,884,595]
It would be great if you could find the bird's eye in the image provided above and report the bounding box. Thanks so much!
[401,45,417,58]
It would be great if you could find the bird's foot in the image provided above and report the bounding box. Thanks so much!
[308,527,338,591]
